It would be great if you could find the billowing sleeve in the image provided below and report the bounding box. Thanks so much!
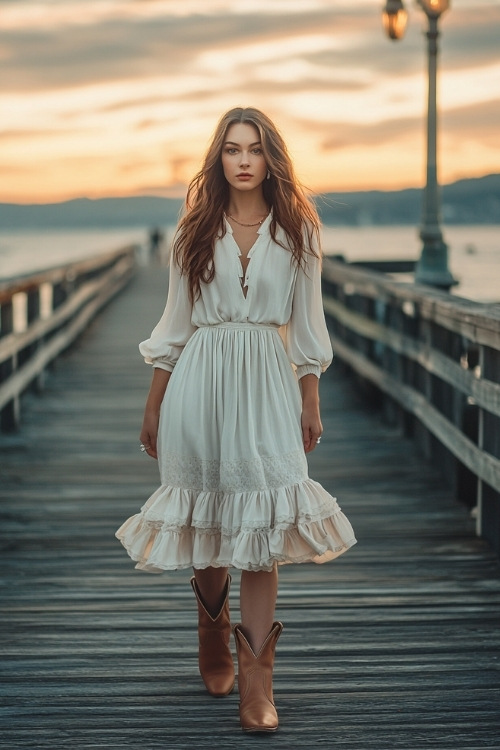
[285,246,333,380]
[138,251,196,372]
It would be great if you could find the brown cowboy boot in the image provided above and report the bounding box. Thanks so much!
[190,575,235,697]
[233,621,283,732]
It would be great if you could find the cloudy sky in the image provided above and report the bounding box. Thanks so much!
[2,0,500,203]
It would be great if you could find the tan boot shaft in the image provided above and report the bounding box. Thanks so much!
[190,575,235,697]
[234,621,283,732]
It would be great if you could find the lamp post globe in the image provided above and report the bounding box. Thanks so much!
[417,0,450,18]
[382,0,408,40]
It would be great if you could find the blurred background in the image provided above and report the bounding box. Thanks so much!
[1,0,499,299]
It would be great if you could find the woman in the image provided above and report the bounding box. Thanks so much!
[116,107,356,732]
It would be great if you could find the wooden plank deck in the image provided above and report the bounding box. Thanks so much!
[1,266,499,750]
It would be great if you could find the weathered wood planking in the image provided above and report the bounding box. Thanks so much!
[1,267,499,750]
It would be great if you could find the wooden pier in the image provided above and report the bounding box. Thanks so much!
[1,265,499,749]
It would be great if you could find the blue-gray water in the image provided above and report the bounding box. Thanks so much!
[0,225,498,303]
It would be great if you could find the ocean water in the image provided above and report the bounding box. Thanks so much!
[0,225,498,303]
[321,225,500,304]
[0,228,148,280]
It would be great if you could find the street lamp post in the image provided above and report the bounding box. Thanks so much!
[382,0,457,290]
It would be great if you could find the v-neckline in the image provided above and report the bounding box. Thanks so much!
[224,213,271,301]
[232,234,258,300]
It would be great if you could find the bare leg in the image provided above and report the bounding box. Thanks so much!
[240,564,278,653]
[193,566,230,618]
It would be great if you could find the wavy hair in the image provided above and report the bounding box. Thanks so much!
[173,107,321,303]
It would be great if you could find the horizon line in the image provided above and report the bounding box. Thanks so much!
[1,171,498,207]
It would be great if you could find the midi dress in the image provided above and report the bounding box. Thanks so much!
[116,214,356,572]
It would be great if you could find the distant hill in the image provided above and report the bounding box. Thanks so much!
[0,196,183,230]
[318,174,500,226]
[0,174,498,229]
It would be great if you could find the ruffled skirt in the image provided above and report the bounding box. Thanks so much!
[116,322,356,572]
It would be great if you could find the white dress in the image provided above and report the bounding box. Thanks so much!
[116,215,356,572]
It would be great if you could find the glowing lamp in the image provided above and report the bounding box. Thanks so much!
[382,0,408,40]
[417,0,450,18]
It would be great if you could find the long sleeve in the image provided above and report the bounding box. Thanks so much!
[138,251,196,372]
[285,246,333,380]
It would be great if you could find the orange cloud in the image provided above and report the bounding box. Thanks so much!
[1,0,499,202]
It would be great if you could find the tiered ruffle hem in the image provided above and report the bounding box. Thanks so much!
[115,479,356,573]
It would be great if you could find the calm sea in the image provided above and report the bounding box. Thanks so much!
[0,225,498,303]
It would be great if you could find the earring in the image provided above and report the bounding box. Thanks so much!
[266,170,271,180]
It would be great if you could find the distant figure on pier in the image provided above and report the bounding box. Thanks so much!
[116,107,356,733]
[148,226,164,263]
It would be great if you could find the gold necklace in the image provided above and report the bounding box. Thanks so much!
[227,213,267,228]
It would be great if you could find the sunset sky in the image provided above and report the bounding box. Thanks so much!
[2,0,500,203]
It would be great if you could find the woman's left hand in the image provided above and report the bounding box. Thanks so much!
[301,403,323,454]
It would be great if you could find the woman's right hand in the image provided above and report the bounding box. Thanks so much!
[140,408,160,459]
[140,368,170,459]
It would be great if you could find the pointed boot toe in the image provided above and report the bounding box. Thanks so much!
[234,621,283,732]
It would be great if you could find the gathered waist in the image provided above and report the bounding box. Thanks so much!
[197,321,280,332]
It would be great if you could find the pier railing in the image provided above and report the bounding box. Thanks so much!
[0,245,136,431]
[322,257,500,555]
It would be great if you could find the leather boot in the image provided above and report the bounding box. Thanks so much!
[190,575,235,697]
[233,621,283,732]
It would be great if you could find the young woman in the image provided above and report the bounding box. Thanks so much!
[116,107,356,732]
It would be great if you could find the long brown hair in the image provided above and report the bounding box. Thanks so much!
[173,107,321,303]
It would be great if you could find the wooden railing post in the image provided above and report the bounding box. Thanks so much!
[418,318,433,461]
[26,286,47,394]
[0,299,19,431]
[478,345,500,553]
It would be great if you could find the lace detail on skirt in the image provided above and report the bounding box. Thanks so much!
[160,448,308,492]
